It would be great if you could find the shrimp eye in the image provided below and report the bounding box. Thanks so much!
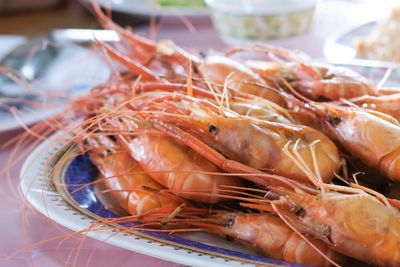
[295,207,306,218]
[224,218,235,228]
[208,124,218,134]
[327,116,341,126]
[225,235,234,241]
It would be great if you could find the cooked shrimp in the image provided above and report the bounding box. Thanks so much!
[273,190,400,267]
[341,93,400,121]
[93,2,201,67]
[283,81,400,182]
[132,82,306,125]
[264,139,400,267]
[87,136,182,217]
[188,212,347,267]
[118,134,243,203]
[198,55,285,106]
[226,45,375,101]
[128,92,340,184]
[309,102,400,181]
[291,63,375,101]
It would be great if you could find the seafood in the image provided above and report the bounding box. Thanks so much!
[305,103,400,181]
[188,212,347,266]
[288,63,375,101]
[127,91,340,184]
[226,46,376,101]
[132,81,318,127]
[340,93,400,121]
[87,136,182,216]
[23,8,400,265]
[272,189,400,267]
[278,81,400,182]
[118,134,243,203]
[238,140,400,267]
[93,2,200,80]
[198,55,285,105]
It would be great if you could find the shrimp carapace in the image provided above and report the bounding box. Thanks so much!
[128,92,340,184]
[89,150,182,217]
[118,134,243,203]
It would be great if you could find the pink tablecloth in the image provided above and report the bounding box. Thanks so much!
[0,1,391,266]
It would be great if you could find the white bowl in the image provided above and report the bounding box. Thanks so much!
[206,0,316,42]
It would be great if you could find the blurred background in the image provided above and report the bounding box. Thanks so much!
[0,0,396,58]
[1,1,400,266]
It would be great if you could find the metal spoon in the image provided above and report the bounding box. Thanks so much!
[0,29,119,101]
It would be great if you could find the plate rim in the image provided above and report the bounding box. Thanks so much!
[324,18,400,66]
[324,19,376,62]
[19,132,294,267]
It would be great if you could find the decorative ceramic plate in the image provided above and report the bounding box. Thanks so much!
[19,132,307,267]
[96,0,209,17]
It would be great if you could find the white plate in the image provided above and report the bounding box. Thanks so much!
[324,20,378,62]
[324,20,400,86]
[19,132,292,267]
[96,0,208,16]
[323,19,400,64]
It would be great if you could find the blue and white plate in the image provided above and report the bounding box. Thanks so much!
[20,132,308,267]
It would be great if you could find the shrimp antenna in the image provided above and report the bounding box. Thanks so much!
[309,140,328,199]
[279,78,312,104]
[204,77,224,106]
[220,72,234,115]
[377,67,393,89]
[160,203,187,226]
[339,98,359,108]
[186,59,193,97]
[282,141,319,189]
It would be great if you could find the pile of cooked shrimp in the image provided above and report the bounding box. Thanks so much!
[59,5,400,267]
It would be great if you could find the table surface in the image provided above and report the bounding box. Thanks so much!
[0,0,392,266]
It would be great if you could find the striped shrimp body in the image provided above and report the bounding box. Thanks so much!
[198,55,285,106]
[87,136,182,217]
[189,212,347,266]
[226,45,375,101]
[291,63,375,101]
[272,190,400,267]
[129,93,340,184]
[118,134,243,203]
